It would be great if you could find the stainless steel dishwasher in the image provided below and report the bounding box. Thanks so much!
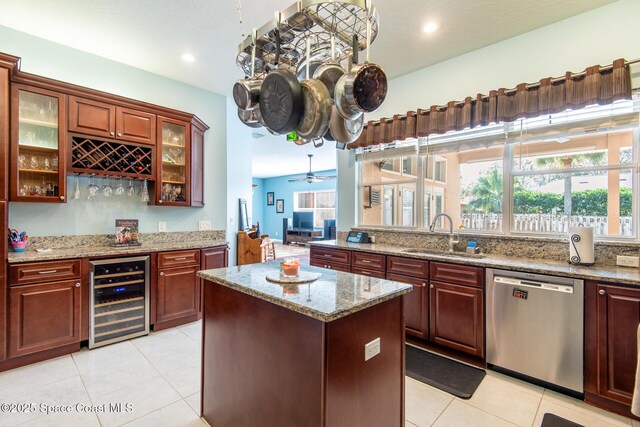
[486,268,584,395]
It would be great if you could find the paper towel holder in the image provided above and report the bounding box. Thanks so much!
[569,226,595,266]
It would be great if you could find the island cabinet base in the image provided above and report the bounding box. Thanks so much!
[201,281,405,427]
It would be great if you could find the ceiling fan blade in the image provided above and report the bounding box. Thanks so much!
[288,177,306,182]
[312,176,336,181]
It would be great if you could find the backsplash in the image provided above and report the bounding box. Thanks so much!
[349,228,640,267]
[26,230,226,250]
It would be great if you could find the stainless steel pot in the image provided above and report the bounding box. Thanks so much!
[329,105,364,144]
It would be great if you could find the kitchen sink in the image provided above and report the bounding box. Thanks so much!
[401,248,486,259]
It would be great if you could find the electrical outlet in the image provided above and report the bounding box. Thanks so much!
[364,338,381,361]
[617,255,639,267]
[369,235,376,243]
[199,220,211,231]
[158,222,166,232]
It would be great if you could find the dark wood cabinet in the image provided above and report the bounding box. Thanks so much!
[585,281,640,417]
[351,266,386,279]
[0,65,9,201]
[0,202,6,362]
[310,247,351,271]
[156,117,190,206]
[157,265,200,324]
[9,279,81,358]
[429,281,484,357]
[199,246,229,317]
[352,251,386,271]
[387,256,429,279]
[69,96,156,145]
[387,272,428,340]
[10,259,81,286]
[190,123,205,207]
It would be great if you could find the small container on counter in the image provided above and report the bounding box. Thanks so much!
[466,241,480,254]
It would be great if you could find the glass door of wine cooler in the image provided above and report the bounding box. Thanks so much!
[157,117,190,206]
[12,85,66,202]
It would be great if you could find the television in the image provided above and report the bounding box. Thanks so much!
[293,212,314,229]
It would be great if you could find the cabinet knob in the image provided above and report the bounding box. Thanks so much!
[430,284,434,288]
[598,289,606,295]
[158,200,163,204]
[110,131,115,136]
[117,133,122,137]
[160,272,165,276]
[59,195,65,201]
[422,283,426,287]
[75,283,80,288]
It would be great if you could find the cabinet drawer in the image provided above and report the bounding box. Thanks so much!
[387,256,429,279]
[310,247,350,265]
[352,252,386,272]
[430,262,483,288]
[158,250,200,268]
[351,266,386,279]
[10,259,81,286]
[310,259,351,272]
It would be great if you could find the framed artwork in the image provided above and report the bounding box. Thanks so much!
[276,199,284,213]
[267,192,274,206]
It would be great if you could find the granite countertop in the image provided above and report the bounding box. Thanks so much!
[309,240,640,286]
[7,239,228,264]
[198,261,412,322]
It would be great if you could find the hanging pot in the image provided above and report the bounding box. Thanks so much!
[233,31,263,111]
[329,105,364,144]
[259,28,303,134]
[313,36,345,99]
[296,39,332,140]
[237,108,262,128]
[334,24,387,120]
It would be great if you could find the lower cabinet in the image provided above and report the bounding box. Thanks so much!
[585,281,640,416]
[9,280,81,358]
[199,246,229,317]
[429,281,484,358]
[156,265,200,324]
[387,272,428,340]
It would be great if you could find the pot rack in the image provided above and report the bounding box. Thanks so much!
[236,0,379,77]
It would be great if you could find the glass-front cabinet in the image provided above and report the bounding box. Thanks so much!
[157,117,190,206]
[11,85,66,202]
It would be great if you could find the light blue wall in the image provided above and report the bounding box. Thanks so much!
[0,25,228,235]
[252,177,264,228]
[258,170,336,240]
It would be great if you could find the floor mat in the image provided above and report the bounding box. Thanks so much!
[405,345,486,399]
[541,413,584,427]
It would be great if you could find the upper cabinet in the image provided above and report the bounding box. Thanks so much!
[10,84,67,202]
[68,96,156,145]
[157,117,190,206]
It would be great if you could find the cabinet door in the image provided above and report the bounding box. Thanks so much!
[190,123,205,207]
[201,246,229,270]
[387,272,428,340]
[9,279,81,357]
[429,281,484,357]
[156,117,190,206]
[157,265,199,323]
[116,107,156,145]
[0,202,5,361]
[11,84,67,203]
[594,284,640,405]
[68,96,115,138]
[0,67,9,201]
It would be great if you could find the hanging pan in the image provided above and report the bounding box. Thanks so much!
[296,39,332,141]
[259,16,303,135]
[329,105,364,145]
[313,36,345,99]
[335,16,387,120]
[233,30,262,111]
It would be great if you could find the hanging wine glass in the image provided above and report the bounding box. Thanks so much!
[73,174,81,200]
[114,177,125,196]
[140,179,150,203]
[127,179,136,197]
[102,176,113,197]
[87,175,99,200]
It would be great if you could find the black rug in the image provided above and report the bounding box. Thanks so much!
[405,345,486,399]
[541,413,584,427]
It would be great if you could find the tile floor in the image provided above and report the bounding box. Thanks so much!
[0,320,636,427]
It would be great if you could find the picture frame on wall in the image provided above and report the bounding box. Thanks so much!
[276,199,284,213]
[267,192,274,206]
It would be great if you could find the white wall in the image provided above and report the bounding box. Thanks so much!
[338,0,640,230]
[0,25,228,235]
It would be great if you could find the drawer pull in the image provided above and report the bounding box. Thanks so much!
[323,254,333,257]
[174,257,187,261]
[361,259,372,263]
[598,289,606,295]
[38,270,58,274]
[360,270,371,275]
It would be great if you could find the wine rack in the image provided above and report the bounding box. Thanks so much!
[70,136,154,179]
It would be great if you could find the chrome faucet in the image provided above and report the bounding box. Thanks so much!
[429,213,459,253]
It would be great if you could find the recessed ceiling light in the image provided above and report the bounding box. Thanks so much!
[423,21,439,33]
[182,53,195,63]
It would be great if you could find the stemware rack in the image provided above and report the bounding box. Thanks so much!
[69,136,154,179]
[236,0,379,77]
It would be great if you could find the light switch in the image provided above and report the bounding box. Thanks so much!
[199,220,211,230]
[364,338,381,361]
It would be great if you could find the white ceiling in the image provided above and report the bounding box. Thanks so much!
[0,0,615,177]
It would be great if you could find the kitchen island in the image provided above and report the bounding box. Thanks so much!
[197,262,412,427]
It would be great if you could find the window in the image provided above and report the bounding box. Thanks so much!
[356,98,640,240]
[294,190,336,228]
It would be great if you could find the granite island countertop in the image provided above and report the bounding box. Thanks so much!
[8,239,228,264]
[309,240,640,286]
[198,261,412,322]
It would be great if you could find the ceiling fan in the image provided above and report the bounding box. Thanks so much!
[288,154,336,183]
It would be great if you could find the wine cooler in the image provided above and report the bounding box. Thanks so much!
[89,256,150,348]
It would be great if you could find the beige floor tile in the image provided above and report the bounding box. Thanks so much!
[632,419,640,427]
[141,346,200,374]
[92,375,182,427]
[184,392,200,415]
[177,321,202,343]
[534,399,631,427]
[131,329,197,355]
[17,408,101,427]
[433,399,518,427]
[485,369,545,397]
[542,390,632,427]
[0,355,79,401]
[80,356,160,399]
[406,421,419,427]
[0,376,91,427]
[162,361,201,398]
[72,341,147,375]
[405,377,453,427]
[461,374,542,426]
[122,400,206,427]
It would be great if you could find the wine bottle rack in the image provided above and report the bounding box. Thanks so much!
[69,136,154,179]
